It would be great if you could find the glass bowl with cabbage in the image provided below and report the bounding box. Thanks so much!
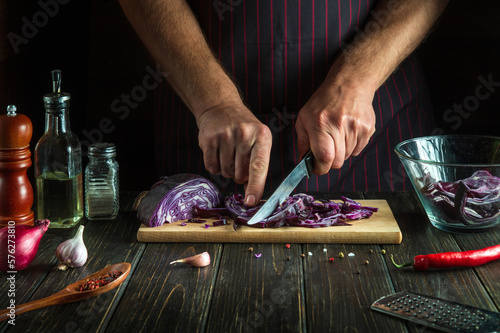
[395,135,500,233]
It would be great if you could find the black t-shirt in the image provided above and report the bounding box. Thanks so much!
[153,0,435,192]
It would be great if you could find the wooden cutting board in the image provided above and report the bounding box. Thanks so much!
[136,200,401,244]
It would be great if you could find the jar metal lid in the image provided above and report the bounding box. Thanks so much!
[89,142,117,157]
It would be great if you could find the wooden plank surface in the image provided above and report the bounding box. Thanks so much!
[105,243,222,333]
[205,243,305,332]
[300,193,406,332]
[303,243,406,333]
[137,200,402,244]
[2,191,498,333]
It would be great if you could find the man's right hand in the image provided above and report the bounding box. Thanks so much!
[119,0,272,205]
[196,101,272,207]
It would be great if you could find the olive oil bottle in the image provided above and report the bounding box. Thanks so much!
[34,70,83,228]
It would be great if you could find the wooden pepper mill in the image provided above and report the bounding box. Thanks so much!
[0,105,35,227]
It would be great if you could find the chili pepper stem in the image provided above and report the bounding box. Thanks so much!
[390,254,413,268]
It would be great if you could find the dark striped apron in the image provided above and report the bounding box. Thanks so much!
[154,0,435,192]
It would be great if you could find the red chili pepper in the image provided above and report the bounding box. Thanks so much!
[391,244,500,271]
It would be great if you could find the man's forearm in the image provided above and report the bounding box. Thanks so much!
[295,0,449,173]
[330,0,449,92]
[118,0,242,119]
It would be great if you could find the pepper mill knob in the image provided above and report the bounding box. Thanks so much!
[0,105,33,149]
[0,105,35,227]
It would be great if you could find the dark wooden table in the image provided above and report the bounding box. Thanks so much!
[1,191,499,333]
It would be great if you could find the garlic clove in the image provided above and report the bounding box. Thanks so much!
[170,251,210,267]
[55,225,88,270]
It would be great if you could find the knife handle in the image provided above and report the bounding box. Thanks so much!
[303,151,314,178]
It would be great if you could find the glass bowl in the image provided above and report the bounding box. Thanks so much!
[395,135,500,233]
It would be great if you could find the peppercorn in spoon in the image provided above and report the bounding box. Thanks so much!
[0,262,131,321]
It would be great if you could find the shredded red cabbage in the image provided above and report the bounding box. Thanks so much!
[196,193,378,228]
[194,206,229,218]
[212,219,229,227]
[187,219,207,223]
[421,170,500,225]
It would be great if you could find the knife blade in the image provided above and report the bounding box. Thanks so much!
[246,150,314,225]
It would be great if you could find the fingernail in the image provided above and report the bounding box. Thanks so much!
[245,194,256,206]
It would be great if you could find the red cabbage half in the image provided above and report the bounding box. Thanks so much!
[138,174,223,227]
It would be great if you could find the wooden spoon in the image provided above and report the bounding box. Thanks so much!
[0,262,131,322]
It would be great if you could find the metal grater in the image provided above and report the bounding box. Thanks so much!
[371,291,500,333]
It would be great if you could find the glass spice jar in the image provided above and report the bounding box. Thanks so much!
[85,143,119,220]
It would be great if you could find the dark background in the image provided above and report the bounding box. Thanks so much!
[1,0,499,190]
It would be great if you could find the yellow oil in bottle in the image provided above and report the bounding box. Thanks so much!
[36,172,83,228]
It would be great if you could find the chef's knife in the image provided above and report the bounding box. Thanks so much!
[246,150,314,225]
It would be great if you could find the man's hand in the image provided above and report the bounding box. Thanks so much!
[295,0,449,174]
[119,0,272,206]
[197,102,272,206]
[295,78,376,174]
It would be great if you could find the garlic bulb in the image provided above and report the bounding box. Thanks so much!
[55,225,88,270]
[170,252,210,267]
